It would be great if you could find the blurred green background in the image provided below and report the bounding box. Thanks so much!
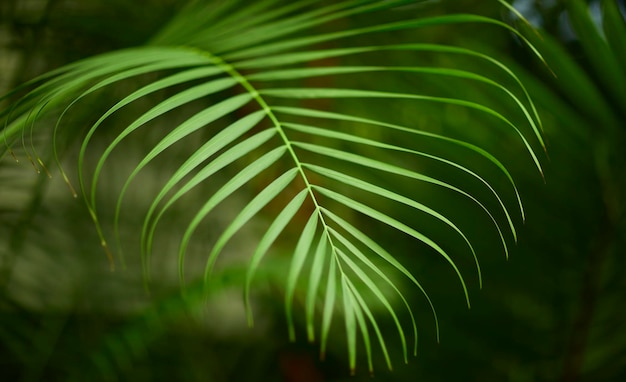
[1,0,624,381]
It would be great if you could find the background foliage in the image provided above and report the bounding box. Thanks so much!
[1,0,624,381]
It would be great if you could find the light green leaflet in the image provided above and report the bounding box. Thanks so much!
[87,77,239,210]
[251,65,544,150]
[262,87,543,178]
[225,13,546,62]
[334,236,404,368]
[276,106,524,226]
[245,189,308,326]
[112,93,253,263]
[314,185,471,308]
[178,146,287,287]
[305,163,480,286]
[286,210,319,341]
[141,110,267,282]
[306,232,329,342]
[3,48,209,161]
[294,141,508,258]
[341,275,358,375]
[143,129,278,280]
[204,168,299,282]
[343,268,393,374]
[238,43,540,135]
[320,251,337,361]
[284,120,518,245]
[322,207,437,346]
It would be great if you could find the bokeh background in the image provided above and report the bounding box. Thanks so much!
[1,0,624,381]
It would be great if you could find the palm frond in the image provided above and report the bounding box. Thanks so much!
[0,0,544,373]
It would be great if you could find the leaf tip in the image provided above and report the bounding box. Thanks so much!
[37,158,52,178]
[102,240,115,271]
[9,149,19,163]
[27,155,39,173]
[61,170,77,197]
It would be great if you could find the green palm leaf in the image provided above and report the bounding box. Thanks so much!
[0,0,544,373]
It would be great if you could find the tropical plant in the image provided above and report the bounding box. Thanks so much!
[0,0,587,379]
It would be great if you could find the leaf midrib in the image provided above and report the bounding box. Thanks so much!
[197,48,348,293]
